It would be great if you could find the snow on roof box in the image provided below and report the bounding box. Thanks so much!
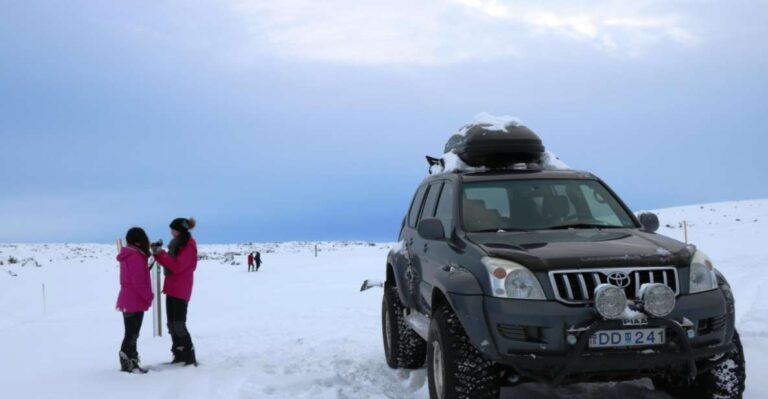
[445,114,545,168]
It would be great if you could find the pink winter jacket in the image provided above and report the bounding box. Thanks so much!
[116,245,153,312]
[155,237,198,301]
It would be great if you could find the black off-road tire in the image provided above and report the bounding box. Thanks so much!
[654,330,746,399]
[427,305,501,399]
[382,286,426,369]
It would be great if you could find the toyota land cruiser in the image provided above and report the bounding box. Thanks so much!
[381,122,745,399]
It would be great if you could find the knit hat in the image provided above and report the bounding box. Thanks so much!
[170,217,196,233]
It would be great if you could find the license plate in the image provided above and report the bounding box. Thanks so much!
[589,328,666,348]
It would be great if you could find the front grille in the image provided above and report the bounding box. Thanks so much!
[548,267,680,304]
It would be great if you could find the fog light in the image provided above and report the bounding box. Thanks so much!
[687,329,696,339]
[642,283,676,317]
[567,334,578,346]
[594,284,627,319]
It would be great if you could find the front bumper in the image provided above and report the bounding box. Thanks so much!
[448,289,735,383]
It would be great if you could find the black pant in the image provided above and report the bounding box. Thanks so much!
[256,261,261,271]
[166,296,194,357]
[248,263,254,272]
[121,312,144,359]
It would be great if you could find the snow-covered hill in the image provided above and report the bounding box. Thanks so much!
[0,200,767,398]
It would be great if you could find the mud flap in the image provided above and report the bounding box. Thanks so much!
[360,279,384,292]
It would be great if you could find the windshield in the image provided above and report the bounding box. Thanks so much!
[461,179,637,232]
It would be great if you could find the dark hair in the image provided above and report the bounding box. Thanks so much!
[168,217,196,257]
[126,227,150,257]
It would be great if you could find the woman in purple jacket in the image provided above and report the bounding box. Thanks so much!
[116,227,153,372]
[153,217,198,365]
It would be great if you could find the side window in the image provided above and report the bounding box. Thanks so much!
[408,185,429,228]
[435,182,455,236]
[420,182,444,222]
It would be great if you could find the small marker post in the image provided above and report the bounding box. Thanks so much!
[683,221,689,244]
[156,262,162,337]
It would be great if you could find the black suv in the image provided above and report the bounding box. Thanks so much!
[383,167,745,398]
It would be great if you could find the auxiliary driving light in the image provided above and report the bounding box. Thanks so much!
[594,285,627,319]
[642,283,676,317]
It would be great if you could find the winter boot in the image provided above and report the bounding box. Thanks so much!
[119,351,133,372]
[171,346,185,364]
[184,346,197,366]
[119,351,145,373]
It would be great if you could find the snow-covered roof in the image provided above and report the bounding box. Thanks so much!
[429,112,571,175]
[457,112,524,134]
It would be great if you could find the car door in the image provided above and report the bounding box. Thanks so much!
[399,183,429,308]
[419,180,457,313]
[412,181,444,311]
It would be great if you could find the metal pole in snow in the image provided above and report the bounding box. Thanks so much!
[315,244,318,257]
[151,261,157,337]
[156,261,162,337]
[42,283,46,313]
[683,221,689,244]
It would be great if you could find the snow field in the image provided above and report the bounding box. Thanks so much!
[0,199,766,398]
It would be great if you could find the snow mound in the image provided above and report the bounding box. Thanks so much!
[541,150,570,170]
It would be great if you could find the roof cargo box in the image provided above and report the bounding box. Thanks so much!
[445,124,545,168]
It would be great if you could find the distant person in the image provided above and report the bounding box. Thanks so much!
[115,227,153,373]
[247,252,254,272]
[255,251,262,271]
[153,217,198,366]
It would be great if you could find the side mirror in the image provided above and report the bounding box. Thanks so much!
[638,212,660,233]
[418,218,446,240]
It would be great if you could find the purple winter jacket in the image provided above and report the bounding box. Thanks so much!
[115,245,153,312]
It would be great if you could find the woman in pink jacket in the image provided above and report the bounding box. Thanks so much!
[153,217,198,365]
[116,227,153,372]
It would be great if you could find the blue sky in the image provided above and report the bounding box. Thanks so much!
[1,0,767,243]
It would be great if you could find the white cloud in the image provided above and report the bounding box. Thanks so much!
[229,0,699,65]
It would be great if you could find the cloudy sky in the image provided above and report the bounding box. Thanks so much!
[1,0,767,243]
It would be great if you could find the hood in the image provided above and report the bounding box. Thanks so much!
[467,229,692,271]
[116,245,146,262]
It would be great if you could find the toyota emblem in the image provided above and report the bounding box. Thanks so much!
[606,272,632,288]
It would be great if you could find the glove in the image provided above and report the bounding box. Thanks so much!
[150,239,164,255]
[163,266,172,276]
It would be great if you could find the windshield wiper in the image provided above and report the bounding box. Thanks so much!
[548,223,621,230]
[471,228,528,233]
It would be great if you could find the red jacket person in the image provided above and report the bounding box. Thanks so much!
[154,217,198,365]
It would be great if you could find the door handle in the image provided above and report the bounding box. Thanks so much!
[423,243,428,253]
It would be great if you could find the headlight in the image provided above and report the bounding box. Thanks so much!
[689,250,717,294]
[482,257,546,300]
[641,283,676,317]
[594,284,627,319]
